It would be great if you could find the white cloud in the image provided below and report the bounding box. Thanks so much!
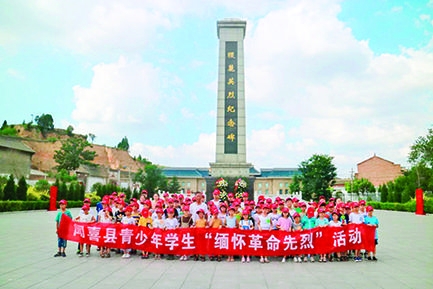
[130,132,215,167]
[0,1,176,54]
[241,0,433,176]
[71,56,165,141]
[6,68,25,80]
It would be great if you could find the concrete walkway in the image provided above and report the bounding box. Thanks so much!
[0,209,432,289]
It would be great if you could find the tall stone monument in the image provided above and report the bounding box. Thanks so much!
[209,19,253,178]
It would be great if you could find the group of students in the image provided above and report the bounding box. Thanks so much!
[54,190,379,263]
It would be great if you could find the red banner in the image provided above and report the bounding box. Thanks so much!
[58,215,375,256]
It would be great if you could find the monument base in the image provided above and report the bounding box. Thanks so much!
[209,162,253,178]
[205,176,256,202]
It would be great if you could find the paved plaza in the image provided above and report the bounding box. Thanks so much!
[0,209,432,289]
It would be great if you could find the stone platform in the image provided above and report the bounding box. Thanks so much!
[0,209,432,289]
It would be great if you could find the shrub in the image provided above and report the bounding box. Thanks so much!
[3,174,16,200]
[34,180,51,192]
[0,127,18,136]
[0,199,96,212]
[85,192,101,203]
[16,176,28,201]
[368,198,432,214]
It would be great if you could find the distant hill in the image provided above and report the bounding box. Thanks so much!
[8,125,143,174]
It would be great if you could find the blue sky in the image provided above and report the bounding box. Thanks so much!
[1,0,432,178]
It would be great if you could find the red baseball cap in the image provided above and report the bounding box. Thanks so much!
[167,207,175,214]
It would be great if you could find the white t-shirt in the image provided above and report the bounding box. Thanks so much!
[153,218,165,229]
[121,216,136,225]
[77,213,93,223]
[190,202,208,222]
[164,218,179,229]
[328,220,342,227]
[349,212,364,224]
[258,214,271,230]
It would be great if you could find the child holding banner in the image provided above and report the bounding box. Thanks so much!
[239,209,253,263]
[75,205,95,257]
[120,206,136,259]
[209,208,223,262]
[364,206,379,261]
[291,212,303,263]
[349,202,364,262]
[225,207,238,262]
[258,205,271,263]
[99,207,113,258]
[179,205,193,261]
[54,199,72,257]
[315,208,329,262]
[138,208,153,259]
[277,207,292,263]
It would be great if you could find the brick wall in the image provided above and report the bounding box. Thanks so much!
[357,156,403,187]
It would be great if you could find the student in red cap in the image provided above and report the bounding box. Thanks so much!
[120,206,136,259]
[349,202,365,262]
[218,203,228,226]
[364,206,379,261]
[75,205,95,257]
[239,209,253,263]
[257,205,272,263]
[328,211,343,261]
[209,208,223,262]
[277,207,292,263]
[194,209,208,261]
[164,207,179,260]
[315,208,329,262]
[292,213,303,263]
[138,208,153,259]
[225,206,238,262]
[54,200,73,257]
[179,205,194,261]
[98,206,113,258]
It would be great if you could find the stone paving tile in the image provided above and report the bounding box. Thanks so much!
[1,209,433,289]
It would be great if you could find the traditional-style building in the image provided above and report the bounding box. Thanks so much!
[162,167,301,200]
[355,154,403,187]
[0,136,34,178]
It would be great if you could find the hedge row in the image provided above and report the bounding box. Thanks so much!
[368,199,433,214]
[0,201,91,213]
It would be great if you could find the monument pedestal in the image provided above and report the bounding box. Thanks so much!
[209,162,252,178]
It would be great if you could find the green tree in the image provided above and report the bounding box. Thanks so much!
[298,154,337,201]
[379,184,388,202]
[167,176,181,194]
[35,179,51,192]
[289,174,302,193]
[0,176,7,199]
[88,133,96,143]
[54,137,97,172]
[1,120,7,130]
[136,155,152,166]
[409,128,433,168]
[134,164,167,198]
[35,113,54,137]
[117,136,130,151]
[58,181,68,201]
[66,125,74,137]
[16,176,28,201]
[3,174,16,200]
